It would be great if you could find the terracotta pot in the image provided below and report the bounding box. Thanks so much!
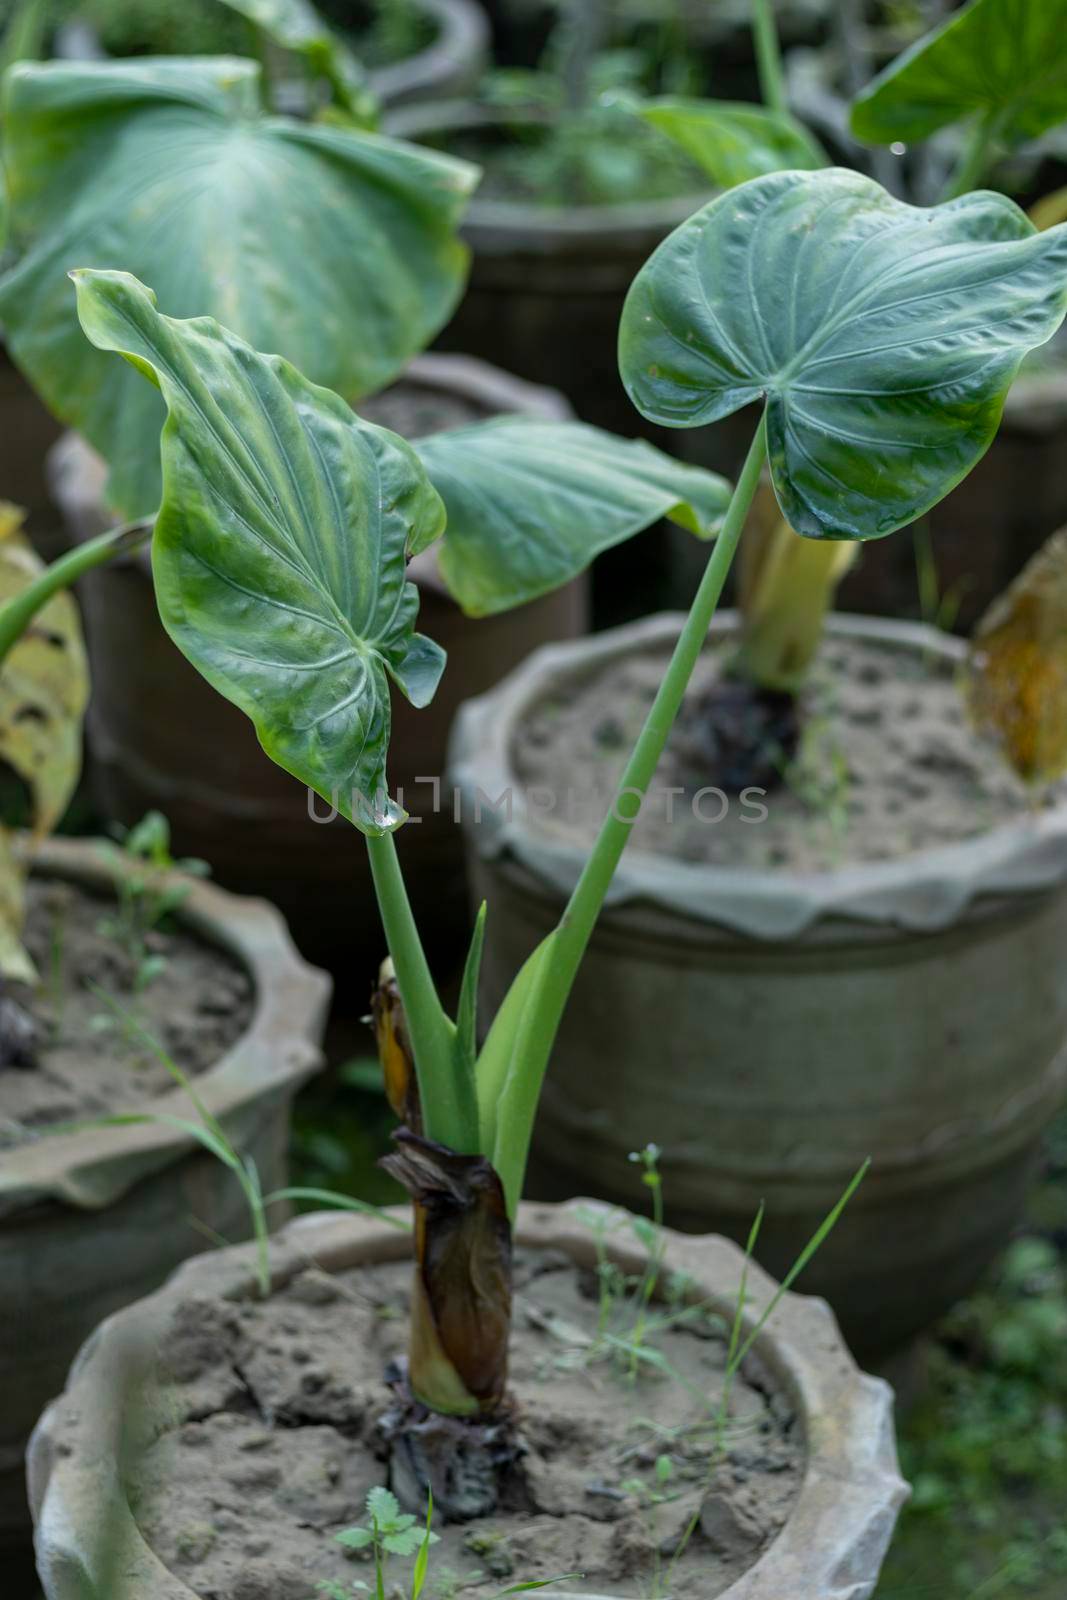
[449,613,1067,1362]
[27,1203,908,1599]
[0,836,331,1573]
[48,355,586,984]
[384,102,712,440]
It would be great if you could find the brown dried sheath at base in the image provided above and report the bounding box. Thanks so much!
[381,1127,512,1417]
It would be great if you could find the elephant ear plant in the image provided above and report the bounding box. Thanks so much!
[625,0,1067,789]
[850,0,1067,204]
[66,164,1067,1510]
[0,50,734,622]
[0,51,476,522]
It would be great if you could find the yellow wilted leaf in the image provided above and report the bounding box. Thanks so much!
[963,527,1067,788]
[1029,186,1067,232]
[370,955,421,1132]
[0,828,34,984]
[0,503,90,979]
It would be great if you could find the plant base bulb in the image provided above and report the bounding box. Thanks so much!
[380,1129,514,1415]
[379,1362,521,1522]
[677,676,801,793]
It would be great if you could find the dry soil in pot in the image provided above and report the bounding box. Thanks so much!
[0,879,252,1152]
[122,1250,803,1599]
[511,632,1055,874]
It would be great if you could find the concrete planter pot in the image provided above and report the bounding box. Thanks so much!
[54,0,488,110]
[0,837,331,1576]
[364,0,489,108]
[449,613,1067,1362]
[28,1203,908,1600]
[49,354,584,983]
[384,102,712,439]
[0,347,65,556]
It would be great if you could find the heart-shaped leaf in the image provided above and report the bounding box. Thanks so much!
[850,0,1067,147]
[618,168,1067,539]
[638,98,827,188]
[0,56,477,520]
[414,419,732,616]
[215,0,377,123]
[73,269,447,835]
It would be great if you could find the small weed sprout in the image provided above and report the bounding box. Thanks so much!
[323,1490,577,1600]
[83,988,408,1297]
[330,1486,439,1598]
[97,810,209,990]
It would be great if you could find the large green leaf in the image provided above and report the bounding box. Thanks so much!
[638,98,827,188]
[215,0,377,124]
[414,419,733,616]
[0,56,477,520]
[74,270,446,835]
[618,168,1067,540]
[850,0,1067,147]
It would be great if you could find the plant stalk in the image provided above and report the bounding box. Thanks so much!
[943,108,1002,200]
[366,830,478,1154]
[751,0,788,117]
[492,416,770,1212]
[0,518,151,666]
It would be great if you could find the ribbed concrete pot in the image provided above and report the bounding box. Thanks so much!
[450,613,1067,1361]
[28,1203,908,1600]
[54,0,488,110]
[365,0,489,107]
[48,354,585,982]
[0,837,331,1567]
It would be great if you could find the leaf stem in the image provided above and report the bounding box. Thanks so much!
[365,829,478,1153]
[751,0,788,117]
[943,107,1002,200]
[0,518,151,666]
[491,416,769,1213]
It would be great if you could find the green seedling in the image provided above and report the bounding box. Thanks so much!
[96,810,210,990]
[331,1486,439,1600]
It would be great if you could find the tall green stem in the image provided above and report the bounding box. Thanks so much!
[943,108,1001,200]
[366,829,478,1153]
[751,0,788,117]
[0,518,151,667]
[492,417,769,1211]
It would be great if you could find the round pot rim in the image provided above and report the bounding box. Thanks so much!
[384,99,715,239]
[48,351,573,600]
[369,0,489,106]
[28,1202,908,1600]
[53,0,489,111]
[0,836,331,1218]
[449,610,1067,941]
